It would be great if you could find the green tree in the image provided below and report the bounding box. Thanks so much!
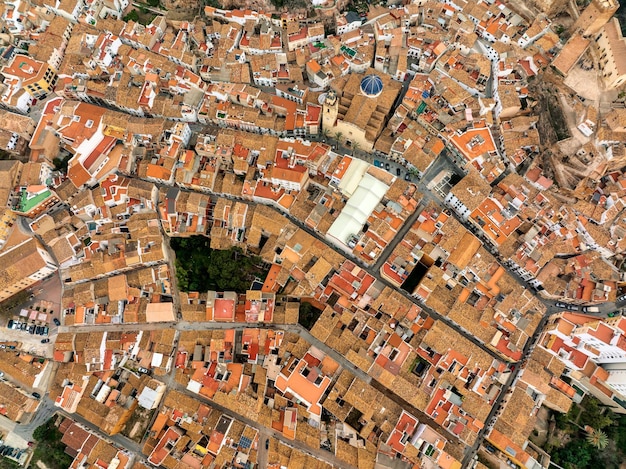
[408,167,421,177]
[298,301,322,330]
[174,260,189,291]
[171,238,267,292]
[552,440,593,469]
[205,248,252,291]
[580,396,613,430]
[123,9,139,22]
[586,428,609,450]
[334,131,343,147]
[31,418,74,469]
[0,458,19,469]
[32,421,51,442]
[351,141,360,156]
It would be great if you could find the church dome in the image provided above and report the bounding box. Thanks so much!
[360,74,383,97]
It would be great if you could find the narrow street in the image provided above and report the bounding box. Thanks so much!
[10,159,614,469]
[120,171,518,365]
[6,122,617,469]
[169,381,360,469]
[256,427,270,469]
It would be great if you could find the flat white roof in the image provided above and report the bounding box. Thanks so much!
[328,172,389,245]
[338,157,369,197]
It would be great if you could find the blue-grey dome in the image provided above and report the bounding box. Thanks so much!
[360,74,383,97]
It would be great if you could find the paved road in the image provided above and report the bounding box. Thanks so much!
[257,427,270,469]
[60,319,374,385]
[153,187,183,317]
[461,314,551,467]
[13,397,56,441]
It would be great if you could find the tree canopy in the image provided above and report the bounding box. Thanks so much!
[552,440,593,469]
[298,301,323,330]
[171,237,267,292]
[31,418,74,469]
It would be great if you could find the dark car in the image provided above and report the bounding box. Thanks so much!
[28,325,35,334]
[53,318,60,326]
[265,439,269,450]
[7,320,13,329]
[41,339,50,344]
[396,167,401,176]
[404,173,411,181]
[385,162,390,171]
[31,392,41,399]
[20,323,27,331]
[35,326,42,335]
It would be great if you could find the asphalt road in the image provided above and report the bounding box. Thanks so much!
[13,397,56,441]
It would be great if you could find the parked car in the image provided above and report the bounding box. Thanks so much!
[396,167,401,176]
[28,325,35,334]
[35,326,42,335]
[567,304,579,311]
[385,162,390,171]
[41,339,50,344]
[555,302,568,308]
[20,323,27,331]
[265,439,269,450]
[137,367,150,375]
[617,294,626,302]
[582,306,600,313]
[7,320,12,329]
[0,372,4,378]
[43,326,49,336]
[404,173,411,181]
[53,318,60,326]
[31,392,41,399]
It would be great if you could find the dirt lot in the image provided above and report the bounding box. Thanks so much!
[564,62,602,102]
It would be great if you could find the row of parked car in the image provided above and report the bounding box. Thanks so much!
[373,160,412,181]
[7,320,49,339]
[0,445,26,460]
